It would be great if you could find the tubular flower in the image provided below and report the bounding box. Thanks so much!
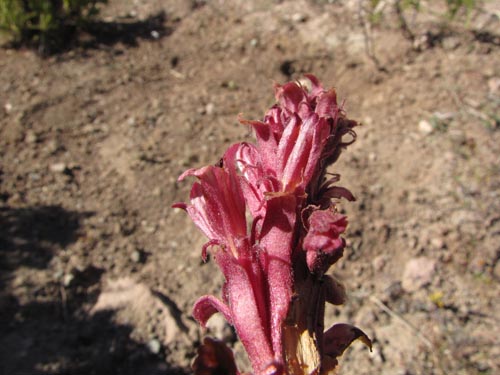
[174,75,371,375]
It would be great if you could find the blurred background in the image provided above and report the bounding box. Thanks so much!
[0,1,499,374]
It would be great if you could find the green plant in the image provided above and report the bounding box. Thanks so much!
[0,0,28,42]
[366,0,479,40]
[446,0,476,20]
[0,0,107,53]
[394,0,421,41]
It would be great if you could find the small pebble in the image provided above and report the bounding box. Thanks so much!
[401,257,436,292]
[418,120,433,135]
[25,131,38,144]
[372,255,386,271]
[53,269,64,280]
[152,187,162,196]
[127,117,136,127]
[430,237,445,249]
[131,250,142,263]
[45,139,60,154]
[363,116,373,125]
[147,339,161,354]
[63,273,74,287]
[205,103,214,115]
[50,162,67,173]
[291,13,308,22]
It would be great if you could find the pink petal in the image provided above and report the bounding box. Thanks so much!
[280,114,317,192]
[304,73,324,97]
[239,119,279,174]
[215,251,275,374]
[281,115,330,192]
[193,295,233,327]
[315,89,339,118]
[225,142,270,218]
[301,117,330,185]
[303,210,347,253]
[259,194,297,358]
[275,81,307,114]
[303,210,348,274]
[178,165,248,255]
[276,114,301,185]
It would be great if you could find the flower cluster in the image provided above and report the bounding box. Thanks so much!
[174,75,370,375]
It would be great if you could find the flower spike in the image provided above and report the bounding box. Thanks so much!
[174,75,370,375]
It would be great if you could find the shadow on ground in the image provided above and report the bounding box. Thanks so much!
[0,11,171,56]
[0,290,187,375]
[0,204,187,374]
[0,205,91,277]
[80,11,172,49]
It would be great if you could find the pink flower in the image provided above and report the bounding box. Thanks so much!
[174,161,278,374]
[174,75,370,375]
[303,209,348,275]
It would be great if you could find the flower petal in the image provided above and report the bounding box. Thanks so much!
[259,194,297,358]
[192,337,239,375]
[215,251,275,374]
[239,119,279,175]
[323,275,346,306]
[303,73,324,97]
[193,295,233,328]
[225,142,275,218]
[322,186,356,202]
[277,113,330,194]
[177,165,248,256]
[323,323,372,358]
[315,89,339,118]
[303,209,347,274]
[275,81,307,115]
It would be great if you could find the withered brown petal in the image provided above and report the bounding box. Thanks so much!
[192,337,239,375]
[283,323,321,375]
[323,275,346,306]
[323,323,372,358]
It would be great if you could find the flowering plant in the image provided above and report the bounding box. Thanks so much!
[174,75,371,375]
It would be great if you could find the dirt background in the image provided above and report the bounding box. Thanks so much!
[1,1,499,374]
